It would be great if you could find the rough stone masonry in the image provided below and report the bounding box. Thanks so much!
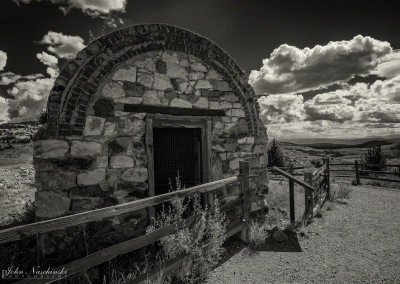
[33,24,269,258]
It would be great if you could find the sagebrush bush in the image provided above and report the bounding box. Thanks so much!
[330,183,352,200]
[361,144,387,172]
[248,219,269,247]
[146,174,226,283]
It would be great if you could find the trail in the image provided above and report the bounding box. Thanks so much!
[207,185,400,283]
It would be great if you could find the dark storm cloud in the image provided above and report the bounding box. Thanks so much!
[249,35,392,95]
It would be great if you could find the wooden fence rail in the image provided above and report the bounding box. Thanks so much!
[330,160,400,185]
[0,162,252,284]
[273,157,330,225]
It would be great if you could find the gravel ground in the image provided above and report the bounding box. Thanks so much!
[0,166,35,225]
[207,185,400,284]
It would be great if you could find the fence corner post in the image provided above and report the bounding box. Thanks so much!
[355,160,360,186]
[303,171,314,222]
[239,161,250,243]
[289,163,295,224]
[324,157,330,199]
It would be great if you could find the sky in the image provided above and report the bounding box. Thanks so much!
[0,0,399,141]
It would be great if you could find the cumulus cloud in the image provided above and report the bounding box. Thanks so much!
[36,51,59,78]
[249,35,392,94]
[0,50,7,71]
[6,77,54,122]
[13,0,127,17]
[258,94,305,124]
[372,50,400,78]
[0,97,10,123]
[0,72,44,86]
[39,31,85,59]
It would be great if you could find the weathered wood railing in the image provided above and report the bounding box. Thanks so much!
[330,161,400,185]
[0,162,251,284]
[273,157,330,225]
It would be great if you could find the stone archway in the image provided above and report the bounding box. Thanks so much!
[33,24,269,258]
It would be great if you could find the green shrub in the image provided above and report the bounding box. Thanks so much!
[267,139,286,167]
[146,174,226,283]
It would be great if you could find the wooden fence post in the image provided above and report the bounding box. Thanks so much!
[355,160,360,185]
[239,161,250,243]
[289,164,295,224]
[304,171,314,221]
[325,157,330,199]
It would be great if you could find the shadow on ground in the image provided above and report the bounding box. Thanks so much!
[254,230,303,252]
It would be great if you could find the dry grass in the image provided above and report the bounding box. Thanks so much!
[248,219,269,247]
[330,183,352,201]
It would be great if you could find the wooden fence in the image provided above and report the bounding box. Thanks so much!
[273,158,330,225]
[0,162,252,284]
[330,161,400,185]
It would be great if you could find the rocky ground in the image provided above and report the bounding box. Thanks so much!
[0,165,35,225]
[207,185,400,283]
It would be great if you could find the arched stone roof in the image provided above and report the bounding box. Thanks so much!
[45,23,264,138]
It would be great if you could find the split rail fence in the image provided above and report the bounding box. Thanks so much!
[0,162,252,284]
[330,161,400,185]
[271,158,330,225]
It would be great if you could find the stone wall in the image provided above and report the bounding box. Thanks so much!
[33,24,268,261]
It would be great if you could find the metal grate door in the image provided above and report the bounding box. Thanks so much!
[153,127,202,196]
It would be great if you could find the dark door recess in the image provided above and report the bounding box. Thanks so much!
[153,127,203,196]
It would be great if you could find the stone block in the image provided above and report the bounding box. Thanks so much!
[134,57,156,71]
[253,144,269,154]
[112,66,137,82]
[119,117,145,136]
[137,74,154,88]
[93,99,114,117]
[110,156,134,168]
[229,158,241,171]
[153,73,173,90]
[77,168,106,185]
[190,62,208,72]
[193,97,209,108]
[156,60,167,74]
[210,79,232,91]
[71,140,102,157]
[36,191,71,218]
[84,116,105,136]
[195,80,212,89]
[121,167,148,182]
[102,81,125,98]
[104,122,117,136]
[95,156,109,168]
[169,98,193,108]
[36,170,77,190]
[259,154,268,167]
[143,90,162,105]
[123,81,146,97]
[34,139,69,159]
[206,69,223,80]
[189,71,205,80]
[166,62,188,79]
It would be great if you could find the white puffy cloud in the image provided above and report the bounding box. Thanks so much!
[0,50,7,71]
[249,35,392,94]
[372,50,400,78]
[39,31,85,59]
[36,51,59,78]
[13,0,127,17]
[6,77,54,122]
[0,97,10,123]
[0,72,44,86]
[258,94,305,124]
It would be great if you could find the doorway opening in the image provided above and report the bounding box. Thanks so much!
[153,127,203,195]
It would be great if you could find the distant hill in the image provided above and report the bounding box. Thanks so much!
[279,135,400,146]
[300,140,393,149]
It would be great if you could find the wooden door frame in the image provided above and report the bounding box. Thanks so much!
[145,114,212,220]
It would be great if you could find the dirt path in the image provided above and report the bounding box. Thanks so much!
[207,185,400,283]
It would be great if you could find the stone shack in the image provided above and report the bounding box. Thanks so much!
[33,24,269,258]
